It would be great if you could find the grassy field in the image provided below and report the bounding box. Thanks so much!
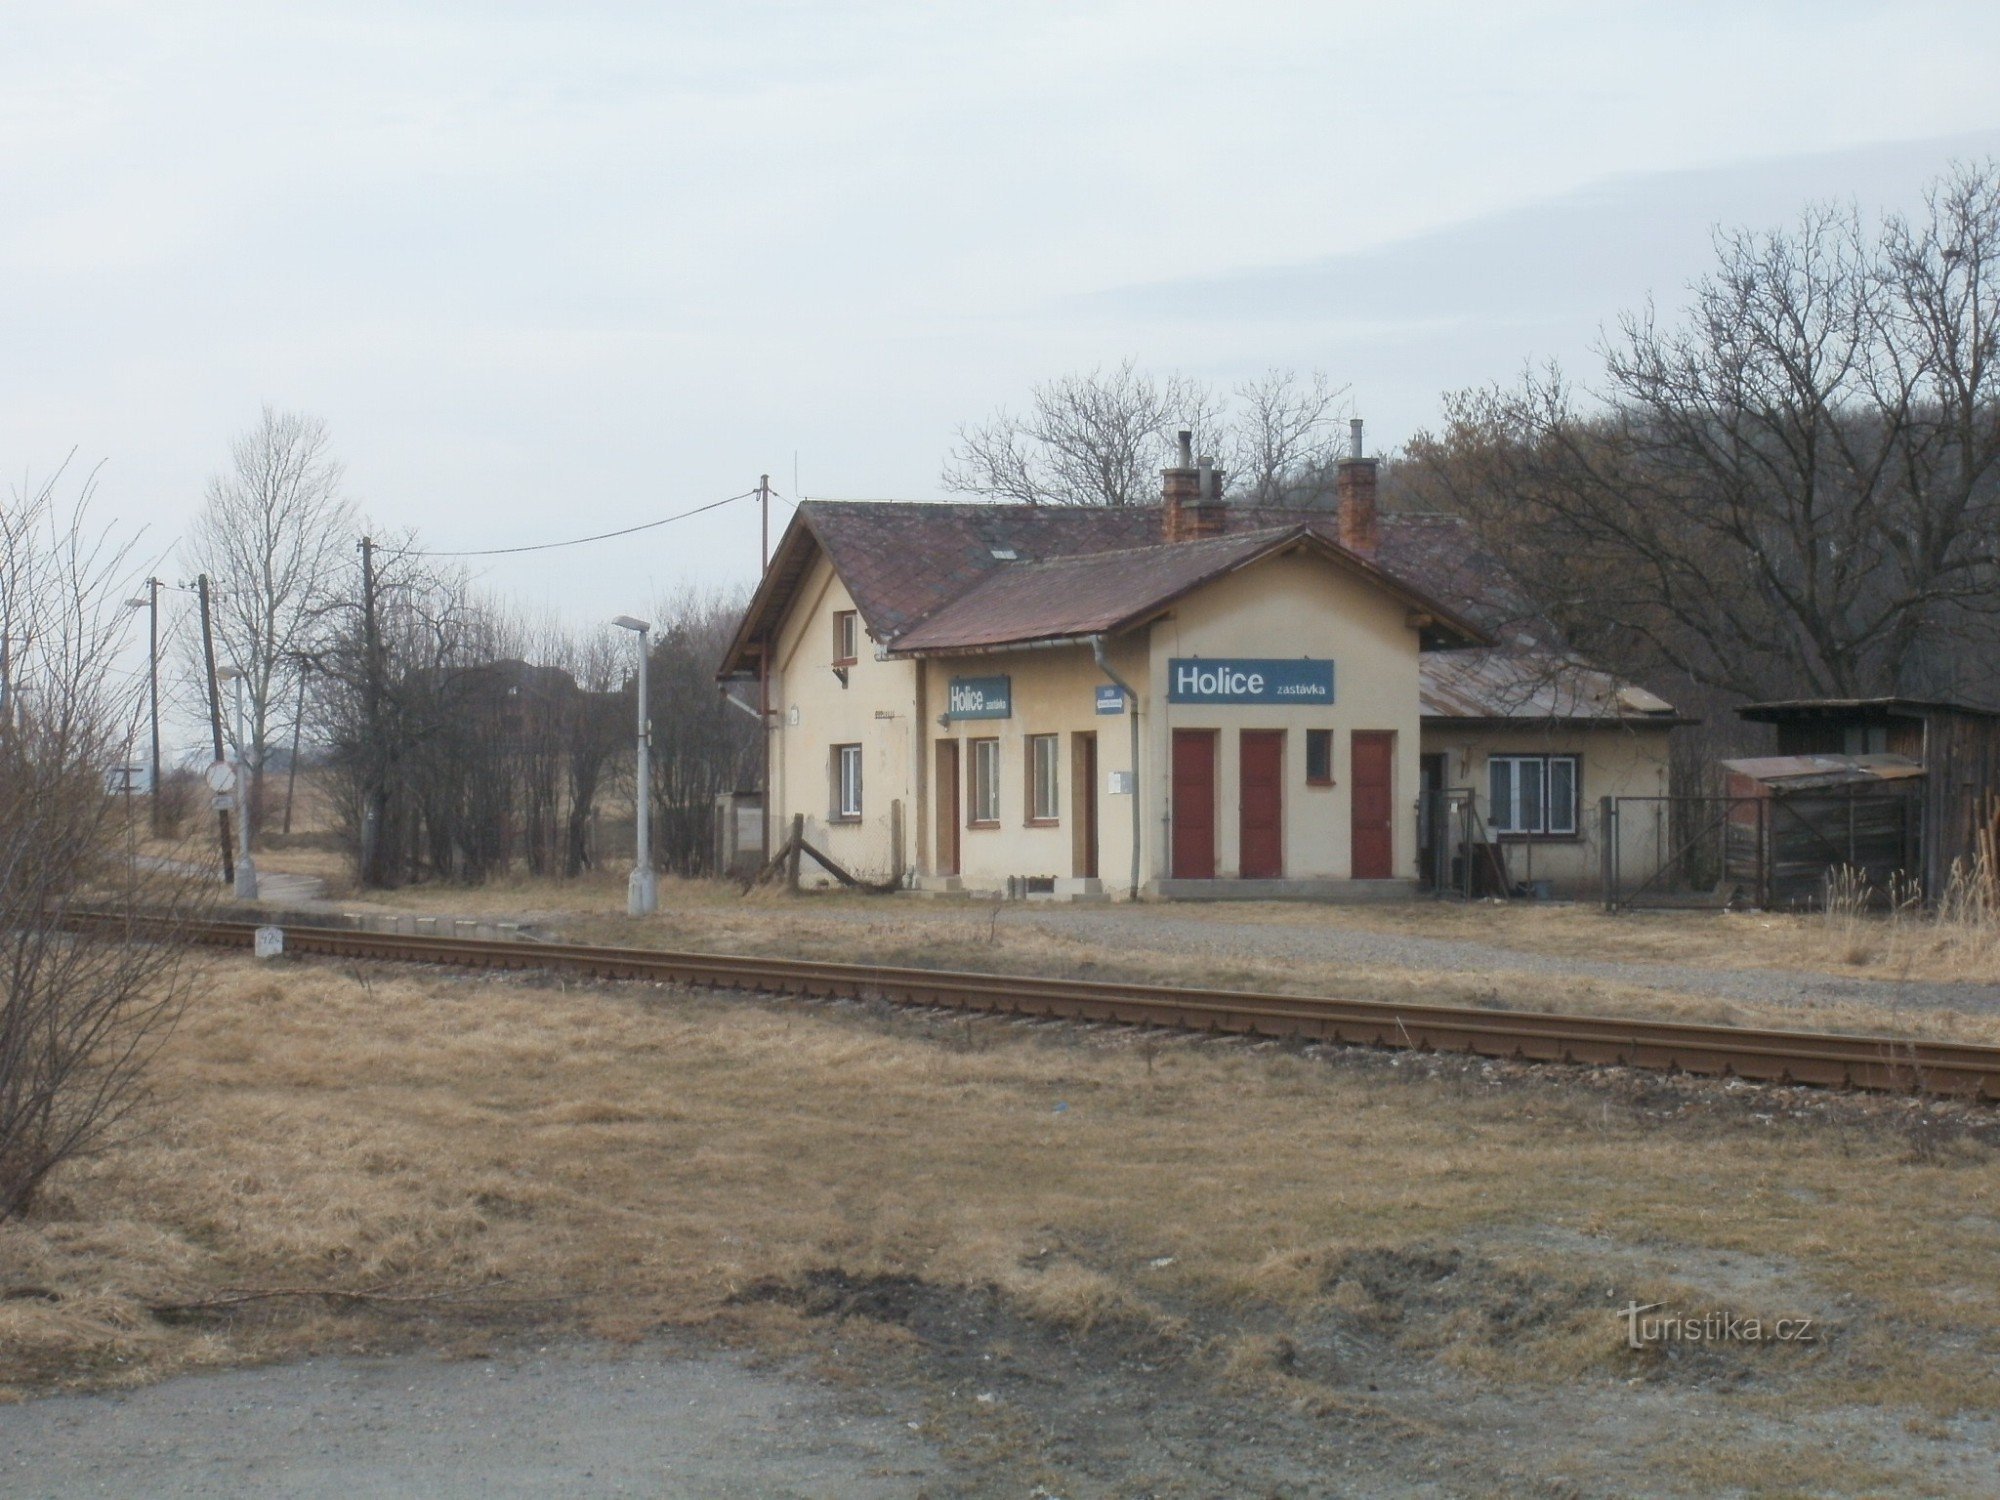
[6,945,2000,1493]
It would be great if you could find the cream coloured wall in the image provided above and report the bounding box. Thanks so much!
[918,636,1148,894]
[767,557,918,885]
[1145,549,1424,882]
[1422,721,1673,894]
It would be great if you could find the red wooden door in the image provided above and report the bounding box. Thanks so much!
[1239,730,1284,879]
[1350,731,1395,879]
[1075,733,1098,880]
[1171,730,1216,879]
[935,740,960,876]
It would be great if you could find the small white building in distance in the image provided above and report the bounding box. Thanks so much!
[720,425,1690,900]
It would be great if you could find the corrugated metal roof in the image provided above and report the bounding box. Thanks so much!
[1420,648,1685,724]
[1740,697,2000,722]
[1722,753,1927,789]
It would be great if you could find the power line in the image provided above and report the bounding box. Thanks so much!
[410,491,757,558]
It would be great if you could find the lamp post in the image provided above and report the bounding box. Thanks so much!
[215,665,257,900]
[613,615,657,916]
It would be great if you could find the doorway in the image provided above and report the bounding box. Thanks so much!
[1239,730,1284,879]
[935,740,960,876]
[1072,732,1098,880]
[1418,751,1447,888]
[1171,729,1217,879]
[1351,731,1395,879]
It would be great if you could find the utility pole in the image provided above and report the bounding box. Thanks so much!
[358,535,383,886]
[197,573,234,884]
[221,665,257,899]
[612,615,658,915]
[759,473,771,572]
[145,577,161,836]
[283,657,309,836]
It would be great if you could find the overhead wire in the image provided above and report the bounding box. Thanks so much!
[409,490,758,558]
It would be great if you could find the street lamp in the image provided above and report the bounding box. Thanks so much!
[612,616,657,916]
[215,665,257,900]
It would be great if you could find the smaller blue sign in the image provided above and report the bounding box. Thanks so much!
[1167,657,1335,706]
[948,675,1012,720]
[1095,684,1126,715]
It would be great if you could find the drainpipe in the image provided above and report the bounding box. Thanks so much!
[1090,635,1142,901]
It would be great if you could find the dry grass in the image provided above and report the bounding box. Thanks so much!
[3,950,1998,1490]
[288,857,2000,993]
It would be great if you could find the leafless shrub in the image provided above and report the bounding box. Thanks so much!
[0,464,208,1221]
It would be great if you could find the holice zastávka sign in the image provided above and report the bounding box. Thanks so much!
[948,675,1012,720]
[1167,658,1335,706]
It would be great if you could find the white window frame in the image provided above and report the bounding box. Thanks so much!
[969,738,1000,826]
[833,743,863,821]
[833,609,858,665]
[1488,754,1578,836]
[1027,734,1060,823]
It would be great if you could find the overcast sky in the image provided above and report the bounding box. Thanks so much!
[7,1,2000,755]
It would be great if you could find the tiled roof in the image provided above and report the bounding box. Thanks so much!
[885,526,1483,654]
[804,502,1165,638]
[718,497,1683,723]
[795,500,1528,645]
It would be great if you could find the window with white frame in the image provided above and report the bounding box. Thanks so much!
[1487,754,1578,835]
[1027,734,1060,823]
[833,609,858,665]
[968,738,1000,825]
[832,743,863,820]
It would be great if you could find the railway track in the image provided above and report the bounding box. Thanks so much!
[66,909,2000,1101]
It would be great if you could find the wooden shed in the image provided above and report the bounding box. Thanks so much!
[1737,698,2000,900]
[1720,754,1925,907]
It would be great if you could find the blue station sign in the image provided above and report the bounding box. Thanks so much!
[948,674,1012,720]
[1095,684,1127,715]
[1167,657,1335,706]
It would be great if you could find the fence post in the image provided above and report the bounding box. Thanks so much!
[1600,796,1617,911]
[786,812,804,893]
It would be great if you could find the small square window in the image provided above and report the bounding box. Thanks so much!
[1305,728,1334,786]
[833,610,858,665]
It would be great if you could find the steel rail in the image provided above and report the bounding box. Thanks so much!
[63,910,2000,1100]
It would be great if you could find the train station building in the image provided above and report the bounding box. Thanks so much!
[719,427,1688,900]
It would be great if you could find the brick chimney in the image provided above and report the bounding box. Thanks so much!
[1163,429,1228,542]
[1336,417,1379,558]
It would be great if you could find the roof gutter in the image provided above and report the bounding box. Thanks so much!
[1089,634,1142,902]
[883,633,1101,661]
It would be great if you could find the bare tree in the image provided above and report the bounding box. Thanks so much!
[1,464,206,1220]
[1409,162,2000,706]
[563,629,628,877]
[646,587,759,875]
[943,360,1227,506]
[1226,368,1350,504]
[182,406,354,843]
[945,362,1348,507]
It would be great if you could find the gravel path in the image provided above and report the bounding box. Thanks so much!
[0,1345,942,1499]
[797,901,2000,1015]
